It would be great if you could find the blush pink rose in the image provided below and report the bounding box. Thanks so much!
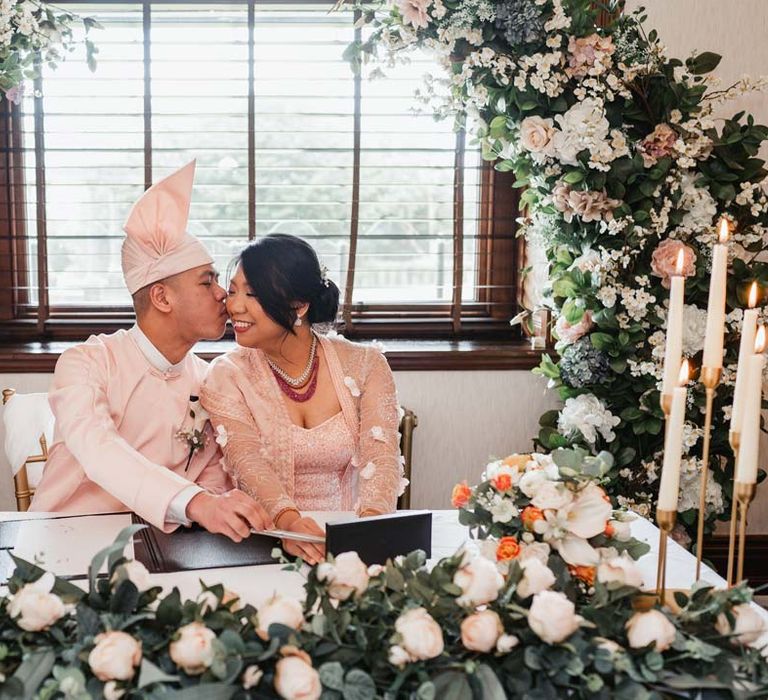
[566,34,615,78]
[637,123,678,167]
[396,0,431,29]
[651,239,696,287]
[555,311,593,346]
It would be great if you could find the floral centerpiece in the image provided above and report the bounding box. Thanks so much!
[0,1,100,101]
[346,0,768,542]
[452,449,650,596]
[2,450,768,698]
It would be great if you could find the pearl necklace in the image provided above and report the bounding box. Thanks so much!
[266,333,318,388]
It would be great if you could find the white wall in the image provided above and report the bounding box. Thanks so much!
[0,370,559,513]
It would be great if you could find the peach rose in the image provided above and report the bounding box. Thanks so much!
[715,604,766,645]
[169,622,216,675]
[651,239,696,287]
[555,310,593,346]
[88,631,142,682]
[274,656,321,700]
[395,607,444,661]
[111,560,153,593]
[8,572,67,632]
[454,554,505,606]
[396,0,431,29]
[460,610,504,653]
[520,116,556,154]
[323,551,370,601]
[256,594,304,639]
[451,481,472,508]
[625,610,676,651]
[516,557,556,599]
[528,591,582,644]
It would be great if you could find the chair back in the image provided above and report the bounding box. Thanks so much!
[2,388,54,511]
[397,407,418,510]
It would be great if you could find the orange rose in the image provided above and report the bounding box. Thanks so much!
[521,506,545,531]
[496,537,521,561]
[492,474,513,492]
[502,454,530,470]
[568,565,596,586]
[451,481,472,509]
[604,522,615,538]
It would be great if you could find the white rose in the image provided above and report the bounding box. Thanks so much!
[625,610,677,651]
[460,610,503,653]
[169,622,216,675]
[490,498,518,523]
[274,656,321,700]
[716,604,766,645]
[242,665,264,690]
[531,481,573,510]
[8,572,67,632]
[518,541,551,566]
[395,607,444,660]
[88,631,142,682]
[518,469,549,498]
[610,520,632,541]
[528,591,582,644]
[111,560,153,593]
[256,595,304,639]
[103,681,125,700]
[325,552,370,601]
[388,644,412,668]
[197,590,219,615]
[496,634,519,653]
[597,553,643,589]
[453,554,505,606]
[516,557,556,599]
[520,116,556,153]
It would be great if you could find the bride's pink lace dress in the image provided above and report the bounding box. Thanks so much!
[200,333,403,517]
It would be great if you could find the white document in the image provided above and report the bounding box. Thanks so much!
[10,513,134,579]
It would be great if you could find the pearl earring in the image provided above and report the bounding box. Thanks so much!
[294,316,303,327]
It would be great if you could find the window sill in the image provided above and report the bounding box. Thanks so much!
[0,339,546,373]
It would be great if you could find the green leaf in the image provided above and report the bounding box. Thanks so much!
[138,658,180,688]
[590,332,615,351]
[89,524,146,593]
[164,683,238,700]
[156,588,183,627]
[7,650,55,698]
[432,671,472,700]
[475,665,506,700]
[562,170,584,184]
[319,662,345,692]
[687,51,722,75]
[342,669,376,700]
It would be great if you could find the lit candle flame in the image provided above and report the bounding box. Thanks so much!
[678,358,690,385]
[749,282,759,309]
[718,217,730,243]
[755,325,766,354]
[675,249,685,275]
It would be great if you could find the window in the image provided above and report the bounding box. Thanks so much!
[0,1,521,341]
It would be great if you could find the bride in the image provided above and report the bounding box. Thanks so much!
[201,234,404,563]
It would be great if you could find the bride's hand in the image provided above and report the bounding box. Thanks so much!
[278,512,326,565]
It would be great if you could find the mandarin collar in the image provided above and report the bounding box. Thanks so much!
[128,324,187,375]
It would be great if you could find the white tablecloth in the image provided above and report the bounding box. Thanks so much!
[1,509,766,645]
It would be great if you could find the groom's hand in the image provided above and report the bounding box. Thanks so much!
[187,489,272,542]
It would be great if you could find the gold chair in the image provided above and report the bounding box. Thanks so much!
[2,388,50,511]
[397,408,418,510]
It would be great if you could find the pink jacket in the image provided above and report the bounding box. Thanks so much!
[30,329,231,530]
[200,333,403,519]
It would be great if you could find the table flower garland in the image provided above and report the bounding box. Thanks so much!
[344,0,768,541]
[0,1,99,100]
[2,450,768,699]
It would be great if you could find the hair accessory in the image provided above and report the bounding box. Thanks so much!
[320,263,331,288]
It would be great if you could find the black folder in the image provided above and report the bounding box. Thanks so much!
[132,511,432,572]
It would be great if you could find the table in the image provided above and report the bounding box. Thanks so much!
[2,510,767,646]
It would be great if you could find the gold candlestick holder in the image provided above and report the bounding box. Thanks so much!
[726,431,740,587]
[733,480,757,585]
[656,508,676,604]
[695,366,721,581]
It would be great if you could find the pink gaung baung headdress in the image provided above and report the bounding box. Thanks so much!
[121,160,213,295]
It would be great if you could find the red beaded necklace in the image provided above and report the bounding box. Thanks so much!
[271,354,320,403]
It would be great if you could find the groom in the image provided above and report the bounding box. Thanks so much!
[30,161,271,541]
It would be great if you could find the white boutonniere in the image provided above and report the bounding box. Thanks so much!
[176,395,210,472]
